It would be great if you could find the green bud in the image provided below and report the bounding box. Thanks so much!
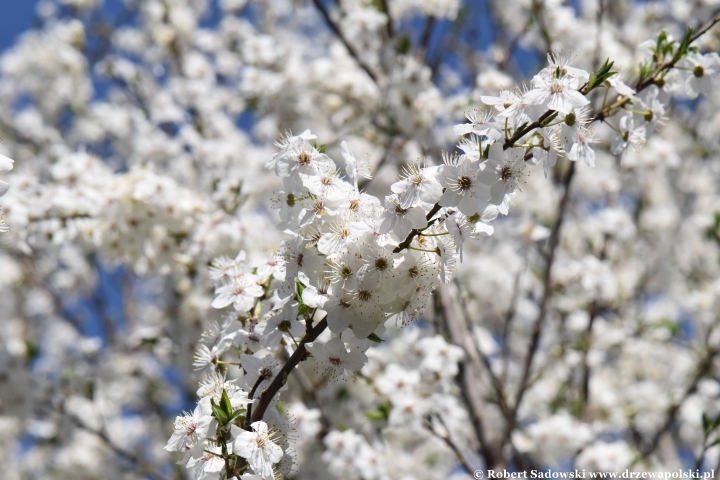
[467,213,481,223]
[564,112,576,127]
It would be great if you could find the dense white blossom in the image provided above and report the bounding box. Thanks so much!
[0,1,719,479]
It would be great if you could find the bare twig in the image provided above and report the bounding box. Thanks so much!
[378,0,394,38]
[638,346,718,457]
[435,287,499,468]
[417,16,436,63]
[310,0,381,85]
[426,413,476,475]
[61,406,171,480]
[501,160,576,448]
[453,280,511,416]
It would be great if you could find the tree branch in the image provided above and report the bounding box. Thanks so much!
[435,286,500,468]
[250,317,328,423]
[310,0,381,85]
[501,160,576,448]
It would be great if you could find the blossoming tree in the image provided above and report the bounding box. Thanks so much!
[0,0,719,479]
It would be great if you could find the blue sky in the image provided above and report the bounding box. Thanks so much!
[0,1,39,54]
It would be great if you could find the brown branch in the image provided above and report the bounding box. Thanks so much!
[500,255,527,385]
[579,233,609,411]
[532,0,553,53]
[417,16,436,62]
[596,12,720,122]
[426,413,476,475]
[638,346,718,457]
[392,203,443,253]
[310,0,380,85]
[61,407,171,480]
[453,280,511,416]
[378,0,394,38]
[250,317,328,423]
[501,160,576,448]
[497,16,533,70]
[435,287,499,468]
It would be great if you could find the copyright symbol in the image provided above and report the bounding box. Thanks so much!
[474,470,484,479]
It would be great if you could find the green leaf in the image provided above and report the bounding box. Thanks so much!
[512,121,529,137]
[228,408,247,423]
[676,27,693,58]
[211,400,230,425]
[220,389,233,418]
[364,401,391,421]
[585,59,617,93]
[712,413,720,430]
[396,35,411,55]
[367,332,385,343]
[659,318,680,337]
[317,144,326,154]
[295,279,306,303]
[365,409,387,421]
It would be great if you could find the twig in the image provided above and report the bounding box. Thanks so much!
[452,280,511,415]
[435,287,499,468]
[500,255,526,386]
[426,413,476,475]
[417,16,436,63]
[579,233,609,411]
[392,203,443,253]
[310,0,380,85]
[250,317,328,423]
[497,16,533,70]
[61,406,171,480]
[638,346,718,457]
[596,13,720,122]
[501,160,576,448]
[378,0,394,38]
[532,0,554,53]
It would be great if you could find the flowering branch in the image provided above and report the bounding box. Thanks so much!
[250,317,329,424]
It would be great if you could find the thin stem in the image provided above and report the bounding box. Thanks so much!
[638,345,718,457]
[378,0,394,38]
[407,246,440,253]
[61,406,171,480]
[426,414,476,474]
[392,203,443,253]
[310,0,380,85]
[417,16,436,62]
[595,13,720,122]
[452,280,511,416]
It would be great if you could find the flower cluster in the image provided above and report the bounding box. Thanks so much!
[162,38,720,476]
[1,0,719,478]
[165,371,291,479]
[0,154,13,232]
